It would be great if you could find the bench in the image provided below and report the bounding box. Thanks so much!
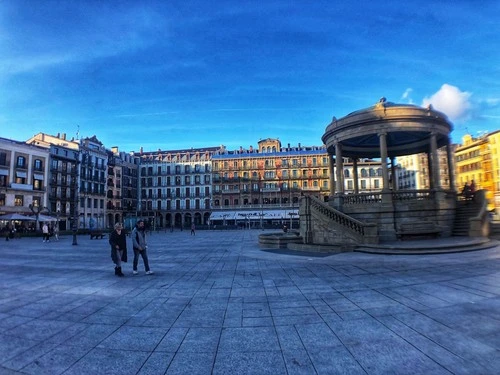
[396,222,442,240]
[90,232,106,239]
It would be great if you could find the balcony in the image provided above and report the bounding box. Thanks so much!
[222,189,240,194]
[10,183,34,191]
[302,186,321,191]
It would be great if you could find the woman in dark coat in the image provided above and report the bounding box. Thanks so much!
[109,222,127,276]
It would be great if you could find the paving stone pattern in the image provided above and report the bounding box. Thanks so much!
[0,230,500,374]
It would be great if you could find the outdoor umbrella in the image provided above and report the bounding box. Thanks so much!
[0,213,35,221]
[36,214,57,222]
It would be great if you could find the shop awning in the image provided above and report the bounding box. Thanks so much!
[209,209,298,221]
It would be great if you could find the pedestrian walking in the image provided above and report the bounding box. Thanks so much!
[191,223,196,236]
[42,223,50,242]
[109,222,127,277]
[53,224,59,241]
[132,219,154,275]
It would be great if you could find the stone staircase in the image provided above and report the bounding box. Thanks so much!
[489,220,500,239]
[355,237,498,255]
[452,200,481,236]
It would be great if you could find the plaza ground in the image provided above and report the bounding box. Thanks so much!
[1,230,500,374]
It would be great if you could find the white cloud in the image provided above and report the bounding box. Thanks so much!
[422,84,472,122]
[400,88,414,104]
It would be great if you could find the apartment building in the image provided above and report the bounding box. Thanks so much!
[136,146,222,229]
[0,137,50,220]
[107,147,140,230]
[79,136,108,230]
[455,132,500,213]
[210,138,329,227]
[397,147,454,190]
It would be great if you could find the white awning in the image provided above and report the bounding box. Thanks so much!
[209,209,299,221]
[16,171,27,178]
[33,173,44,180]
[209,211,237,220]
[0,169,8,176]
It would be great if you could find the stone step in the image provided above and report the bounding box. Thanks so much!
[355,238,497,255]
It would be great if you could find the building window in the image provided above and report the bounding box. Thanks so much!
[0,152,6,166]
[0,175,6,187]
[34,159,43,171]
[0,193,5,205]
[33,179,43,190]
[17,156,26,168]
[32,196,41,207]
[15,174,26,184]
[14,195,23,206]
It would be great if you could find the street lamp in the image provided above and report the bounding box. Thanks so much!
[72,152,80,246]
[29,203,46,233]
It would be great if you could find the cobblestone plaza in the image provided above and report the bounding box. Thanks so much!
[1,231,499,374]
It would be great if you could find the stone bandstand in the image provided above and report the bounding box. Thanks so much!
[299,98,490,248]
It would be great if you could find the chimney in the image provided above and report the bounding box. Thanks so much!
[298,143,301,149]
[57,132,60,138]
[249,145,253,152]
[111,146,118,154]
[61,133,66,140]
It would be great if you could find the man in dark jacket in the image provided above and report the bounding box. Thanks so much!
[132,219,154,275]
[109,222,127,276]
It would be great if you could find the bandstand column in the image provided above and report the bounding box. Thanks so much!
[430,132,440,189]
[328,152,335,197]
[446,140,455,191]
[427,150,434,190]
[335,143,344,194]
[353,158,359,194]
[378,132,390,191]
[390,157,396,190]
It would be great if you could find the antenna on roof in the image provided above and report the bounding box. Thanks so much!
[76,125,80,140]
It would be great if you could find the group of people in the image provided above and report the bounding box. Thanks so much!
[109,219,154,277]
[461,180,476,200]
[42,223,59,242]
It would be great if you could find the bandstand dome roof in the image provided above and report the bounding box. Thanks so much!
[322,98,453,158]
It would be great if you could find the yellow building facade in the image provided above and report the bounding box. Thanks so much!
[455,131,500,213]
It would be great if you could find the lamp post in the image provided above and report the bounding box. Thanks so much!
[72,152,80,246]
[29,203,46,233]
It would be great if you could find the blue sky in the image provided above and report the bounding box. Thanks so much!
[1,0,499,152]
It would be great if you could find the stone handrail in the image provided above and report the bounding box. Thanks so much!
[343,193,382,204]
[305,196,378,244]
[469,189,490,237]
[342,190,434,205]
[392,189,434,201]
